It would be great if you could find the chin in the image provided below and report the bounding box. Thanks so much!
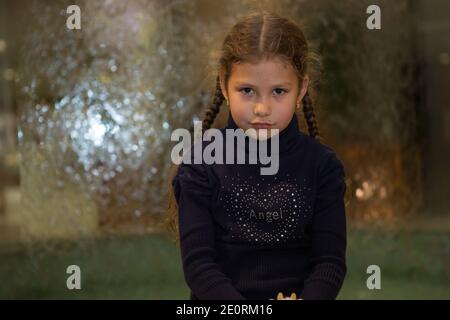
[245,128,277,141]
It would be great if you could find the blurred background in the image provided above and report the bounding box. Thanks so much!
[0,0,449,299]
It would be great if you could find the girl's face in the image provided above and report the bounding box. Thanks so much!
[220,56,309,139]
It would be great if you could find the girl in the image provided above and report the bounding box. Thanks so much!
[166,11,347,300]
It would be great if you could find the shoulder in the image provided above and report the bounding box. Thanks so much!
[172,139,214,193]
[301,134,346,177]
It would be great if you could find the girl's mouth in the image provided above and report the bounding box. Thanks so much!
[252,123,273,129]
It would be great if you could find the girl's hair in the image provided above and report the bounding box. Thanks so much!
[165,11,321,244]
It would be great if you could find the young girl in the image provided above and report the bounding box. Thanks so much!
[166,11,347,300]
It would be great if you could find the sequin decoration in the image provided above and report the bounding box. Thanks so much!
[220,173,313,245]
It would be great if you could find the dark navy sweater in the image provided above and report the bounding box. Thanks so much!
[172,111,347,300]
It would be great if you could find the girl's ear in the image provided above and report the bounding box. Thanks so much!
[297,74,310,104]
[219,70,228,101]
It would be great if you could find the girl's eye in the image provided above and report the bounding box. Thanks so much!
[239,87,254,96]
[273,88,287,96]
[238,87,287,96]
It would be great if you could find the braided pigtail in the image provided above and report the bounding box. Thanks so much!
[202,76,225,132]
[302,91,321,140]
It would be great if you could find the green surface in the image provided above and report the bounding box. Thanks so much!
[339,228,450,299]
[1,228,449,299]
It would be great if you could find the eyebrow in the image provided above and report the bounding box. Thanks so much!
[234,81,293,87]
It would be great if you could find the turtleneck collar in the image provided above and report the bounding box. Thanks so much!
[224,110,302,156]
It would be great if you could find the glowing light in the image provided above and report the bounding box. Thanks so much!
[355,188,364,199]
[86,117,106,146]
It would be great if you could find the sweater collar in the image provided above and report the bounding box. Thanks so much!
[224,111,302,156]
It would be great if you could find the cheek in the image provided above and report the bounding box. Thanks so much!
[230,95,250,113]
[234,109,250,124]
[230,93,249,106]
[273,101,296,128]
[273,97,295,114]
[229,102,249,124]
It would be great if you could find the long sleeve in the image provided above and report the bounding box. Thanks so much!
[172,162,246,300]
[299,151,347,300]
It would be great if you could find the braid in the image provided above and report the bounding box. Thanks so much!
[202,76,225,132]
[302,91,321,140]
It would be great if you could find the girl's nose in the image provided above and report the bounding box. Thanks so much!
[253,102,271,117]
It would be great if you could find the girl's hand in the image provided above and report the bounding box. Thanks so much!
[269,292,304,300]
